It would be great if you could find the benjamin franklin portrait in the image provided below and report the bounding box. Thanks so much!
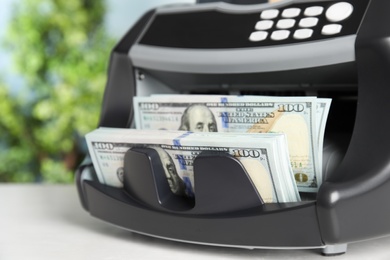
[151,146,186,196]
[178,104,218,132]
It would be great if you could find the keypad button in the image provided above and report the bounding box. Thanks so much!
[282,8,301,18]
[276,19,296,29]
[322,24,342,35]
[271,30,290,41]
[326,2,353,22]
[261,9,279,19]
[249,31,268,42]
[299,17,319,28]
[304,6,324,16]
[255,20,274,30]
[294,29,313,39]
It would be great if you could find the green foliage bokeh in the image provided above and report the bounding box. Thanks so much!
[0,0,115,182]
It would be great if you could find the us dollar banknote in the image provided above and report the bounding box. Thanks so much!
[133,95,331,192]
[86,128,301,203]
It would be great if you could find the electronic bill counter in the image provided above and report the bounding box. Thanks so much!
[76,0,390,256]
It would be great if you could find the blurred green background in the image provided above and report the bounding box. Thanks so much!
[0,0,194,183]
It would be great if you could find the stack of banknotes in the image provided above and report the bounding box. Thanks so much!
[133,95,331,193]
[86,128,300,203]
[86,94,331,204]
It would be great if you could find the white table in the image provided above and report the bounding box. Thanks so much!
[1,184,390,260]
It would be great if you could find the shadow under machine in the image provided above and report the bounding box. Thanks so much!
[76,0,390,256]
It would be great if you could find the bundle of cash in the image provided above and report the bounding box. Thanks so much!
[86,128,301,203]
[133,95,331,192]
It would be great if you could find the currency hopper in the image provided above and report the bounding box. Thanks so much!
[75,0,390,256]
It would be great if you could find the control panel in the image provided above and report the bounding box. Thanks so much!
[250,2,355,42]
[138,1,370,49]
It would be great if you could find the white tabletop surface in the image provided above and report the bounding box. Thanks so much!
[1,184,390,260]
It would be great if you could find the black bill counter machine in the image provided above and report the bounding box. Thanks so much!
[76,0,390,256]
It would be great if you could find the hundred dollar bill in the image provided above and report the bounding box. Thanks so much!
[134,95,331,192]
[152,94,331,156]
[86,128,301,203]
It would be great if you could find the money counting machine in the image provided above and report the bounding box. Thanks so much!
[76,0,390,256]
